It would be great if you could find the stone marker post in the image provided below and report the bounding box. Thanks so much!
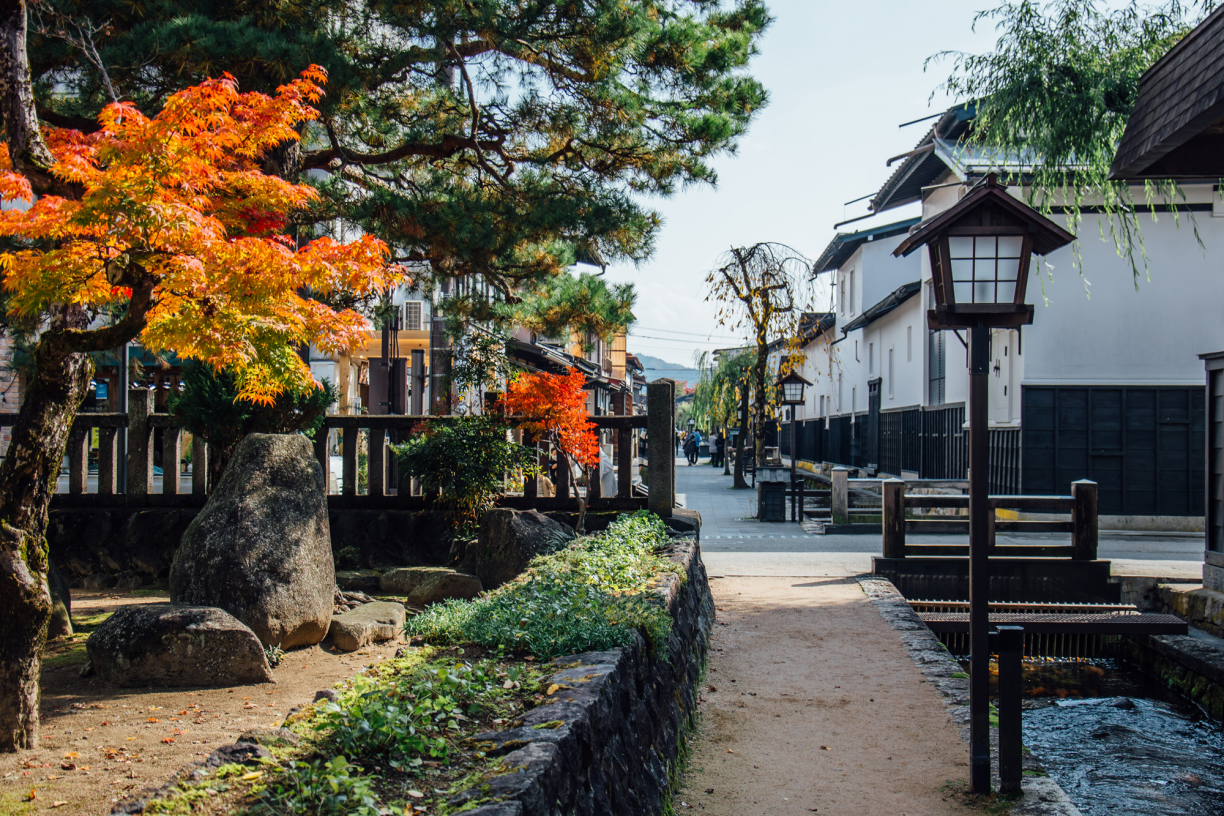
[127,388,154,498]
[881,478,905,557]
[647,380,675,518]
[831,466,849,525]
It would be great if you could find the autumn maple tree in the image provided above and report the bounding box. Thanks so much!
[0,54,400,750]
[503,368,600,472]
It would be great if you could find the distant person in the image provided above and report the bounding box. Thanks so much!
[683,432,698,466]
[712,432,724,467]
[675,429,682,456]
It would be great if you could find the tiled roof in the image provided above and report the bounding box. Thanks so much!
[1111,6,1224,179]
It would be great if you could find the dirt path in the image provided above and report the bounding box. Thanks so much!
[0,591,405,816]
[677,576,975,816]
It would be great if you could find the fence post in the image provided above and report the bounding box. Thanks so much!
[314,427,330,495]
[996,625,1025,795]
[126,388,153,499]
[882,478,906,558]
[647,380,675,518]
[523,432,538,498]
[831,466,849,525]
[162,426,182,495]
[1071,479,1098,560]
[342,427,358,496]
[192,435,208,497]
[368,428,386,497]
[97,426,118,495]
[68,423,89,495]
[618,425,633,499]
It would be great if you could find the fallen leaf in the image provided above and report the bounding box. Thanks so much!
[62,753,78,759]
[545,684,561,696]
[820,745,830,751]
[407,790,424,798]
[24,787,36,800]
[51,801,68,809]
[502,680,514,689]
[60,763,76,771]
[240,771,264,781]
[161,738,175,744]
[146,718,159,723]
[125,737,136,741]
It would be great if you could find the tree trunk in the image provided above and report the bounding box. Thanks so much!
[734,387,749,489]
[0,333,93,750]
[752,335,768,467]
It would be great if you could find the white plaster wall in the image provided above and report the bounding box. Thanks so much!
[864,297,925,411]
[1022,203,1224,385]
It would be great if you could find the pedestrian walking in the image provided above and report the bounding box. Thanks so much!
[683,432,698,465]
[712,431,724,467]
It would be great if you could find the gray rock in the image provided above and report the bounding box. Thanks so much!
[326,601,407,652]
[380,567,483,606]
[204,742,272,767]
[83,573,117,590]
[237,727,300,748]
[169,434,335,648]
[86,603,273,687]
[474,509,573,589]
[336,569,382,593]
[48,558,72,639]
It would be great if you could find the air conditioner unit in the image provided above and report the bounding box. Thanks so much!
[401,301,423,331]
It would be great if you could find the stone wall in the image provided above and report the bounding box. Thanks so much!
[447,535,714,816]
[49,508,453,588]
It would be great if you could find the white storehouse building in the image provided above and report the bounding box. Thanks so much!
[790,104,1224,528]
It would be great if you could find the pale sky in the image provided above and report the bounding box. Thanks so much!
[606,0,1006,367]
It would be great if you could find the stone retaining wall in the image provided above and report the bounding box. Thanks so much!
[447,535,714,816]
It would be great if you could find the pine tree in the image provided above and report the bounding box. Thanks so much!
[30,0,772,293]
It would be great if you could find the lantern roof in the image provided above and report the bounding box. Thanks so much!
[891,174,1075,260]
[777,369,812,387]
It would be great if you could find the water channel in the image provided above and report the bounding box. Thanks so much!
[1016,660,1224,815]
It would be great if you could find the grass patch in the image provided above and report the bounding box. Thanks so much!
[406,511,681,658]
[951,671,969,679]
[942,780,1020,814]
[43,611,113,668]
[138,647,552,815]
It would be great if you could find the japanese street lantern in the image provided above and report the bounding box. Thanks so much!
[892,173,1075,330]
[777,369,812,406]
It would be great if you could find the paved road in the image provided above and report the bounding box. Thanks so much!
[676,458,1203,581]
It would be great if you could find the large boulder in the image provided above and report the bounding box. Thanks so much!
[326,601,407,652]
[86,603,273,687]
[380,567,483,606]
[169,433,334,648]
[474,509,573,589]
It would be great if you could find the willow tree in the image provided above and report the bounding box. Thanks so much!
[929,0,1213,283]
[705,243,812,467]
[691,349,755,486]
[30,0,773,297]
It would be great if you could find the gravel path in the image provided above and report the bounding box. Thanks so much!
[675,575,975,815]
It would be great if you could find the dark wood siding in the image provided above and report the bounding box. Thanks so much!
[1021,385,1204,516]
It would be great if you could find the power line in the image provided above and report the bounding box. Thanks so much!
[633,325,744,340]
[628,332,729,343]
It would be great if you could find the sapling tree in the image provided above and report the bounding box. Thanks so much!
[0,23,399,747]
[705,243,813,468]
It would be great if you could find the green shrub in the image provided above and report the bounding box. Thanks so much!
[250,756,381,816]
[392,413,539,531]
[405,511,679,658]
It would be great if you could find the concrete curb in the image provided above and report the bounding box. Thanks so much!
[856,575,1082,816]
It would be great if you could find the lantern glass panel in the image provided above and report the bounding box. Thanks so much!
[946,234,1026,305]
[783,381,804,403]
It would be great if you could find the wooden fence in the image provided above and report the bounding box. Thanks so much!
[881,478,1098,560]
[24,384,675,514]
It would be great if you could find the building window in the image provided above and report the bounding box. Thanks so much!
[929,330,945,405]
[869,342,874,374]
[852,385,857,414]
[907,326,913,362]
[888,348,894,399]
[849,269,856,315]
[838,373,843,412]
[402,301,423,331]
[840,274,846,314]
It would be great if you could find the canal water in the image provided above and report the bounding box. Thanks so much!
[1017,660,1224,815]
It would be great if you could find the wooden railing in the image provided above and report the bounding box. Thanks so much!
[14,385,672,513]
[881,478,1098,560]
